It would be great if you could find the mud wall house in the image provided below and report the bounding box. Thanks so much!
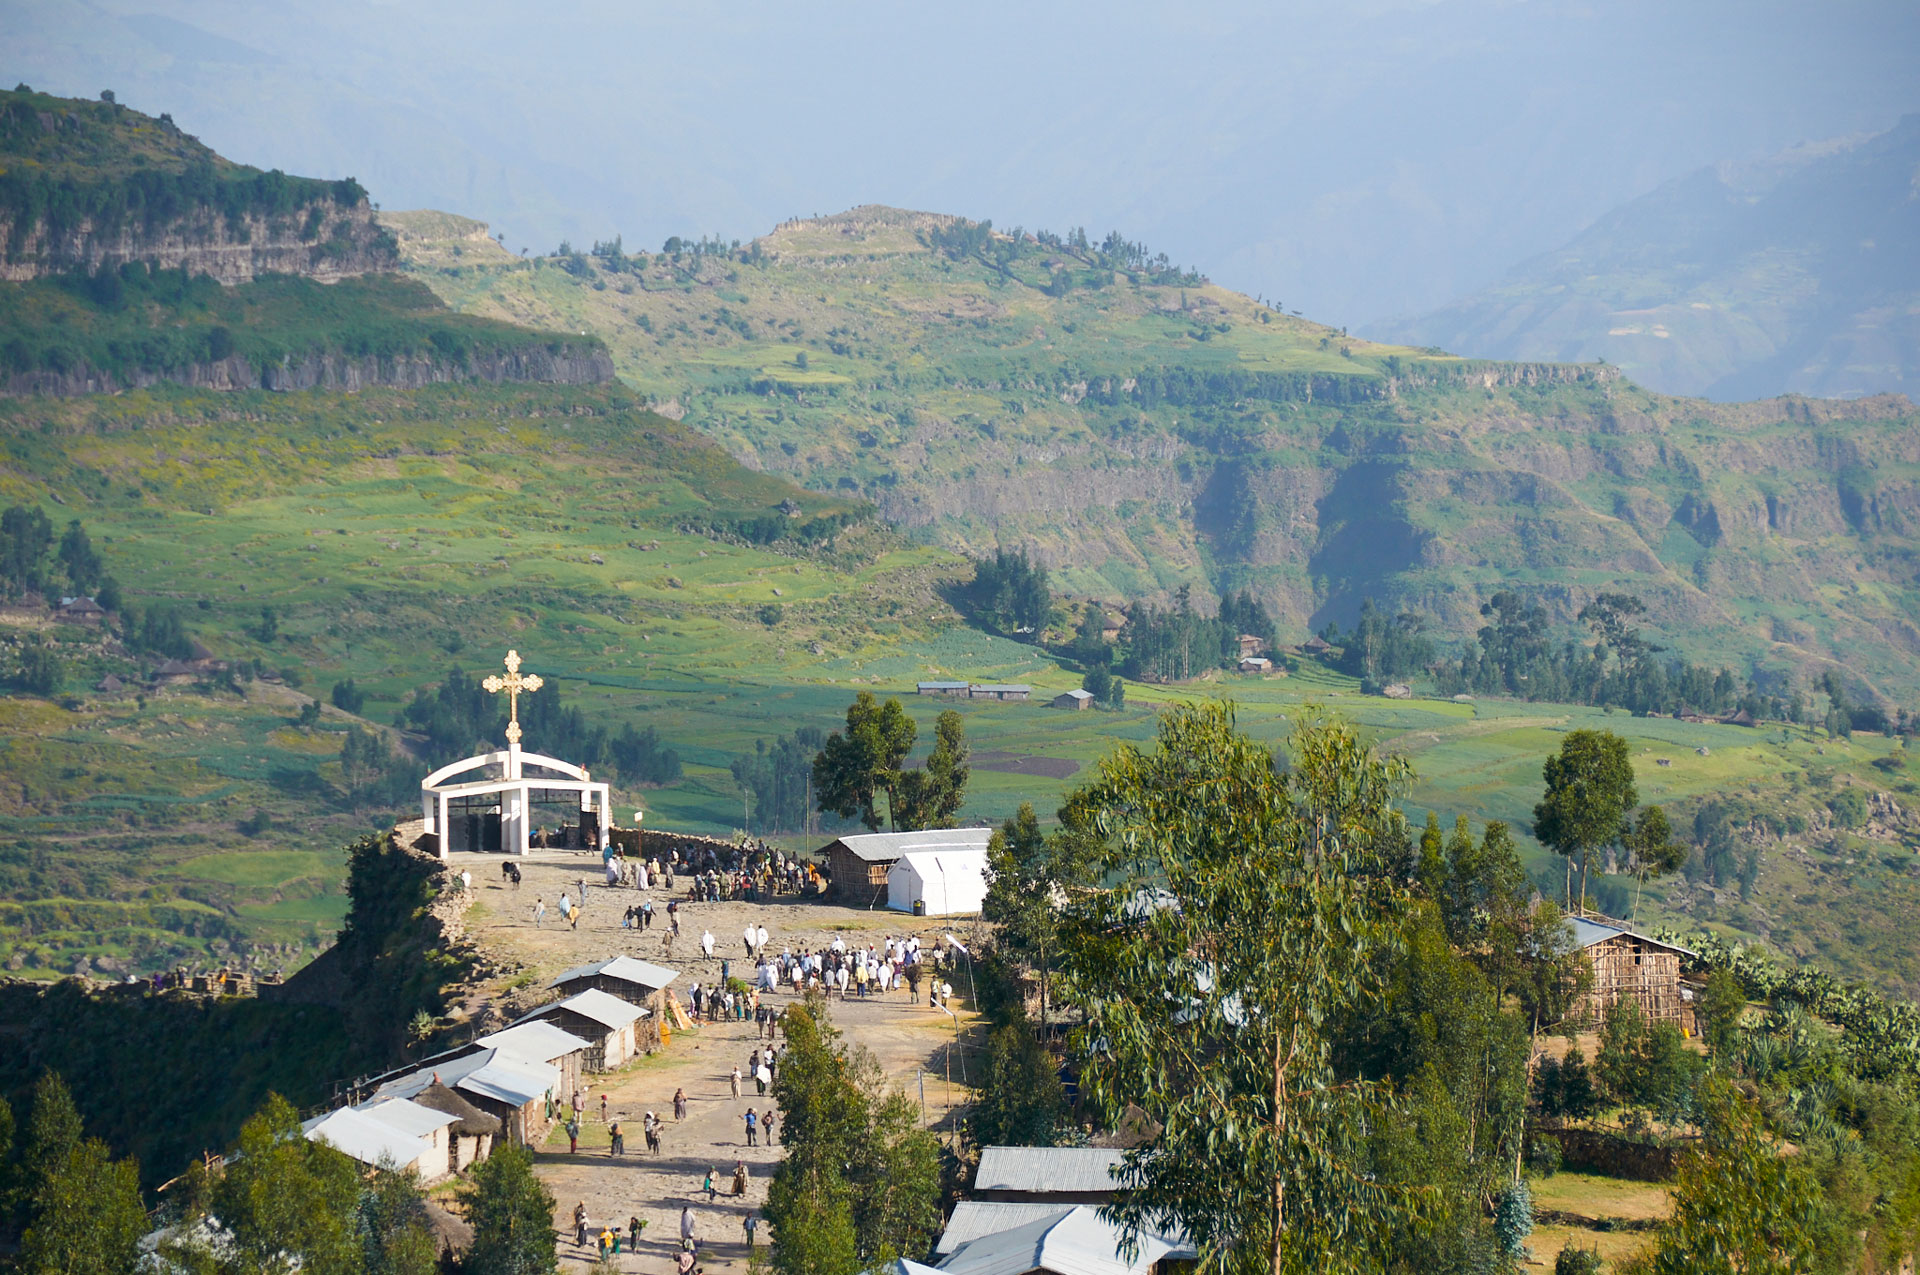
[518,986,649,1071]
[547,955,680,1050]
[1052,689,1094,710]
[301,1104,449,1182]
[409,1080,501,1174]
[970,683,1032,701]
[1569,918,1696,1034]
[373,1049,559,1147]
[475,1020,591,1101]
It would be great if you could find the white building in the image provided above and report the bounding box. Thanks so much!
[886,844,991,916]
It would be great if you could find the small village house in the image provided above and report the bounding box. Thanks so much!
[302,1101,456,1182]
[547,955,679,1049]
[374,1048,560,1147]
[1569,917,1696,1033]
[478,1017,591,1099]
[517,986,650,1071]
[1382,682,1412,699]
[54,596,106,624]
[1237,656,1272,674]
[1051,688,1094,710]
[410,1079,500,1174]
[970,683,1032,701]
[822,827,993,907]
[917,680,972,697]
[1235,633,1266,659]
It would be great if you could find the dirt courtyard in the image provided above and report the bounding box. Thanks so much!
[458,850,988,1272]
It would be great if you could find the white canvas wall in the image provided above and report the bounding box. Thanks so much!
[887,848,990,916]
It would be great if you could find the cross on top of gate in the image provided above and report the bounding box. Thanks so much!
[483,649,544,745]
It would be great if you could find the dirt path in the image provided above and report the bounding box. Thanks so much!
[458,852,986,1272]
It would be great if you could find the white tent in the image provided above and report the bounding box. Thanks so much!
[887,847,990,916]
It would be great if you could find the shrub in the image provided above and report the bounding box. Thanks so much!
[1555,1244,1603,1275]
[1527,1132,1563,1177]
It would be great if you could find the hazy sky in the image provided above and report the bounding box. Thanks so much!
[8,0,1917,326]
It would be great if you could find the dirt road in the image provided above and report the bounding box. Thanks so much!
[459,852,985,1272]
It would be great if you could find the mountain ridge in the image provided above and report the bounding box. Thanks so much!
[1372,115,1920,401]
[396,204,1920,705]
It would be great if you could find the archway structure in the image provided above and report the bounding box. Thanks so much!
[417,651,615,858]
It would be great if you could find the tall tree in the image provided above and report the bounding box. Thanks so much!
[461,1143,557,1275]
[197,1094,363,1275]
[812,693,916,831]
[1057,703,1421,1274]
[21,1073,81,1190]
[17,1137,147,1275]
[358,1163,439,1275]
[55,520,102,595]
[1633,1079,1834,1274]
[970,1025,1068,1148]
[891,709,969,831]
[1533,729,1637,911]
[1622,804,1687,923]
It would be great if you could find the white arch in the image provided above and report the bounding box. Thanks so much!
[421,751,512,789]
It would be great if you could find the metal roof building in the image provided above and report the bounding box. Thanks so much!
[549,955,681,994]
[936,1204,1075,1255]
[302,1106,438,1175]
[822,827,994,905]
[974,1146,1127,1201]
[937,1205,1191,1275]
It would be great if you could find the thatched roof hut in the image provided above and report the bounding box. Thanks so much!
[413,1080,501,1138]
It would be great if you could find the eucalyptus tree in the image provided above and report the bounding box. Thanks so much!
[1056,702,1423,1275]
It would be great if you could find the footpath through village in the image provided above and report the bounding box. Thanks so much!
[467,843,983,1272]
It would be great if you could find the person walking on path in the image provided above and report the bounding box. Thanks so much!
[743,923,756,958]
[608,1119,623,1156]
[680,1204,696,1250]
[732,1159,749,1196]
[762,1109,777,1146]
[729,1066,742,1100]
[565,1117,580,1155]
[742,1108,758,1147]
[743,1212,759,1249]
[599,1093,608,1124]
[533,898,546,928]
[629,1216,644,1251]
[674,1087,688,1121]
[573,1202,589,1248]
[703,1168,716,1204]
[702,929,715,958]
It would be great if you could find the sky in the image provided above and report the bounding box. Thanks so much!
[6,0,1917,328]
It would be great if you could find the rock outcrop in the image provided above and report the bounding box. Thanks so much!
[2,342,614,396]
[0,199,397,284]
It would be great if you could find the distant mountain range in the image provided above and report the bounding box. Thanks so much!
[1372,116,1920,401]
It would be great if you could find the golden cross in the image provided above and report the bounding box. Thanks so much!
[482,649,543,744]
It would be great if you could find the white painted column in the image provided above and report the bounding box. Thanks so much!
[437,793,450,860]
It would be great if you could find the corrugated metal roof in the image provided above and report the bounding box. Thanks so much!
[938,1205,1190,1275]
[825,827,994,862]
[303,1107,433,1169]
[1569,917,1697,956]
[520,987,650,1032]
[359,1098,458,1139]
[476,1020,591,1063]
[972,684,1032,694]
[375,1049,557,1110]
[918,681,971,690]
[975,1146,1127,1196]
[936,1203,1073,1254]
[549,954,680,991]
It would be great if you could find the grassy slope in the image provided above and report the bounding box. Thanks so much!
[397,206,1920,707]
[0,381,953,978]
[0,270,607,384]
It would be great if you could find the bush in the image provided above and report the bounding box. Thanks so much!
[1555,1243,1603,1275]
[1527,1132,1563,1177]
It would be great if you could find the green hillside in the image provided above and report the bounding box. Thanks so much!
[0,380,952,980]
[1374,116,1920,401]
[394,206,1920,708]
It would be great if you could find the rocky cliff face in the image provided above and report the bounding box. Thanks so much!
[1,342,614,396]
[0,199,398,284]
